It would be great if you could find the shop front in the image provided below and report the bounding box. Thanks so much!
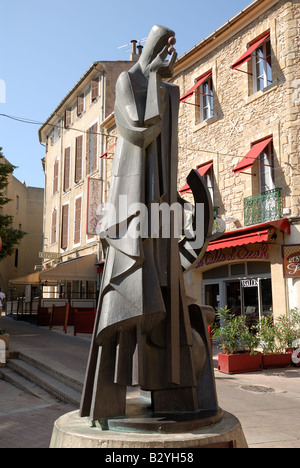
[184,220,291,323]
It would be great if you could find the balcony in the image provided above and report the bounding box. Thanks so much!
[244,188,282,226]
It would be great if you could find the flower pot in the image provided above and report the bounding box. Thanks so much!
[262,353,291,369]
[0,334,9,350]
[218,352,262,375]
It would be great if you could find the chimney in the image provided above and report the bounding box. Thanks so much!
[137,44,143,56]
[130,40,139,61]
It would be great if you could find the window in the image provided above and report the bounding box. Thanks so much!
[16,195,19,211]
[91,77,100,101]
[15,249,19,268]
[86,123,98,174]
[64,147,71,192]
[51,209,57,244]
[65,108,72,129]
[53,160,59,195]
[259,140,275,193]
[75,135,83,183]
[61,204,69,250]
[201,163,214,202]
[74,197,82,246]
[197,75,214,122]
[252,37,272,93]
[77,94,85,116]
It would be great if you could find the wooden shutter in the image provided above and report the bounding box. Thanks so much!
[91,78,99,101]
[53,160,59,194]
[86,128,91,174]
[75,135,83,183]
[65,108,72,128]
[61,205,69,250]
[64,147,71,191]
[92,123,98,172]
[77,94,84,116]
[51,209,57,244]
[74,197,82,245]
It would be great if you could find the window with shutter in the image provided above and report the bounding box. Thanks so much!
[51,209,57,244]
[61,204,69,250]
[77,94,85,116]
[86,123,98,174]
[74,197,82,245]
[65,108,72,128]
[64,147,71,191]
[53,160,59,195]
[75,135,83,183]
[91,77,100,101]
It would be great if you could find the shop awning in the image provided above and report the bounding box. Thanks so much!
[39,254,98,282]
[233,137,273,174]
[180,162,213,194]
[180,71,212,103]
[231,32,270,71]
[9,271,58,286]
[206,219,290,252]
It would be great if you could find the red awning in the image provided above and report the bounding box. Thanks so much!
[206,229,270,252]
[206,219,290,252]
[180,162,213,194]
[231,32,270,71]
[180,71,212,103]
[233,137,273,174]
[100,142,117,159]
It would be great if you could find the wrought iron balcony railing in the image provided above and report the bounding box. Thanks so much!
[244,188,282,226]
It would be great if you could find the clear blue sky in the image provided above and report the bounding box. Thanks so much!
[0,0,251,188]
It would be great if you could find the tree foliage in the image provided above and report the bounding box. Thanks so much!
[0,147,26,260]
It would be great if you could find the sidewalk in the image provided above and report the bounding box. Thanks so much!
[0,315,299,448]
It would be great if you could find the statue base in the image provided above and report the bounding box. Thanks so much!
[50,405,248,449]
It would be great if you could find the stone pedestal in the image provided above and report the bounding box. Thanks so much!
[50,410,248,449]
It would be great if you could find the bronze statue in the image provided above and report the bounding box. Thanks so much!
[80,25,224,429]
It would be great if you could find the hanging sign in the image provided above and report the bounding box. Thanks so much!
[87,178,103,235]
[241,279,259,288]
[282,245,300,278]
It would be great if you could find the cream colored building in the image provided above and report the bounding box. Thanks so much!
[38,55,139,306]
[100,0,299,322]
[0,168,44,299]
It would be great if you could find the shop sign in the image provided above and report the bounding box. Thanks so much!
[241,279,259,288]
[87,178,103,235]
[197,244,269,268]
[282,245,300,278]
[39,252,61,259]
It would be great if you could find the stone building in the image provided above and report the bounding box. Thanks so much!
[100,0,299,322]
[0,169,44,298]
[173,0,299,322]
[38,52,140,307]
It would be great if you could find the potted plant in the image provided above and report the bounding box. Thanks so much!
[257,316,291,369]
[213,307,262,374]
[0,328,9,350]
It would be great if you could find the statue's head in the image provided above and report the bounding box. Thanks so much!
[139,25,176,76]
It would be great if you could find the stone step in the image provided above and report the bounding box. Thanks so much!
[6,359,81,407]
[18,352,83,393]
[0,367,58,403]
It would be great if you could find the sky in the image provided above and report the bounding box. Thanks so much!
[0,0,252,188]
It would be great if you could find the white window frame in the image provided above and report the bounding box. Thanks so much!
[252,38,273,93]
[259,142,275,193]
[200,76,214,122]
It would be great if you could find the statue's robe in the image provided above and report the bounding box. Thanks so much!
[80,64,197,421]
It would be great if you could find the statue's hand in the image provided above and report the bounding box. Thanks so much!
[149,46,177,78]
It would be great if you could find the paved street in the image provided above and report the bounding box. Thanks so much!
[0,315,299,449]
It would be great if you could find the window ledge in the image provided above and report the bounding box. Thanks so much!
[192,114,218,132]
[245,82,278,106]
[74,180,84,188]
